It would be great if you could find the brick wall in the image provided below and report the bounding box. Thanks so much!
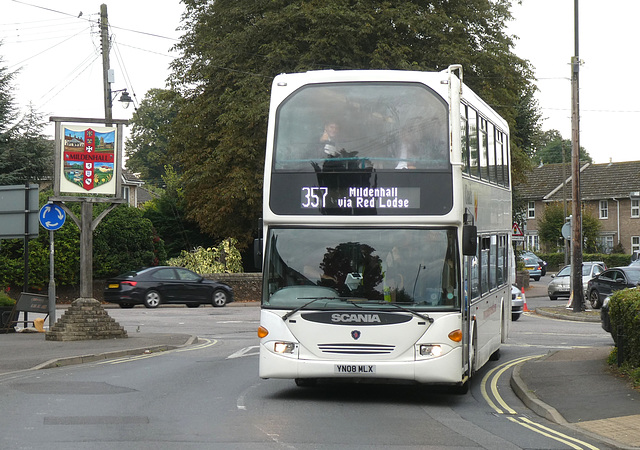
[204,273,262,302]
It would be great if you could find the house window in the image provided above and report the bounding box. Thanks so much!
[525,234,539,251]
[599,200,608,219]
[527,201,535,219]
[632,199,640,218]
[597,235,614,254]
[632,236,640,254]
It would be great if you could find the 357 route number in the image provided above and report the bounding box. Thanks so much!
[301,187,328,208]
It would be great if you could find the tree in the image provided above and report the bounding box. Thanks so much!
[533,130,592,165]
[168,0,540,248]
[125,89,180,187]
[0,55,16,132]
[538,202,566,252]
[0,105,53,185]
[0,54,53,185]
[93,204,166,279]
[142,165,212,258]
[537,201,601,253]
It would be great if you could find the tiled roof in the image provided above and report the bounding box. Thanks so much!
[516,160,640,201]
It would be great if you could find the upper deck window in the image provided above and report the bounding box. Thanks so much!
[274,82,449,172]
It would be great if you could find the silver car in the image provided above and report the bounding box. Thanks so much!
[511,285,525,321]
[547,262,606,300]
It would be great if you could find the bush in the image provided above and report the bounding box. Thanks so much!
[167,238,243,274]
[0,291,15,307]
[609,288,640,368]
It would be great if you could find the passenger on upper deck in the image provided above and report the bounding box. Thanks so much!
[319,121,341,157]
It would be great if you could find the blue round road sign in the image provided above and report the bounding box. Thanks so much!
[39,204,66,231]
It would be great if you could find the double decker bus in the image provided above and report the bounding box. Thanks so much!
[256,66,512,393]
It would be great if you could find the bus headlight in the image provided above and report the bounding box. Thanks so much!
[419,344,443,357]
[274,342,296,354]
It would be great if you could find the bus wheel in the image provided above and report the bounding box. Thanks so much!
[294,378,317,387]
[489,348,501,361]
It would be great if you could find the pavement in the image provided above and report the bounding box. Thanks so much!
[1,296,639,449]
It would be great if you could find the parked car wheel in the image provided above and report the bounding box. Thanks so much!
[549,295,557,301]
[119,303,134,309]
[186,303,200,308]
[589,289,602,309]
[144,290,161,308]
[212,289,228,307]
[533,276,540,282]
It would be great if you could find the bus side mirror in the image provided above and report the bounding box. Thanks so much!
[253,238,263,271]
[462,225,477,256]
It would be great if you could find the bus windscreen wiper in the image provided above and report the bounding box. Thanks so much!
[281,296,364,321]
[282,297,336,321]
[366,301,434,323]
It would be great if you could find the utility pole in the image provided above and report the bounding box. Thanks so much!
[101,4,112,126]
[571,0,584,312]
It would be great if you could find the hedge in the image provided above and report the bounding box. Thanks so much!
[609,288,640,368]
[538,253,632,272]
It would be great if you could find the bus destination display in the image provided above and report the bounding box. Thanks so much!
[301,186,420,210]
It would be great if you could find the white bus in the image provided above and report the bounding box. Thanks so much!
[256,66,512,393]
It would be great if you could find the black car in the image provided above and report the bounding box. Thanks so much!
[586,266,640,309]
[104,266,233,308]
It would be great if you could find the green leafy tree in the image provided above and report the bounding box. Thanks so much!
[168,0,539,248]
[125,89,180,187]
[0,105,53,185]
[0,55,16,133]
[582,209,601,253]
[0,53,53,185]
[93,204,167,278]
[142,165,212,258]
[538,201,601,252]
[538,202,566,252]
[533,130,592,165]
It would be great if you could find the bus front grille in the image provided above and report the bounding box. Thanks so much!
[318,343,395,355]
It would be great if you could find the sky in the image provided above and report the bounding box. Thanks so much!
[1,0,637,165]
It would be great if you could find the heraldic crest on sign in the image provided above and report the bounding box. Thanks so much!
[62,126,116,194]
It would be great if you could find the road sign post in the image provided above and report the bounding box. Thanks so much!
[39,203,67,327]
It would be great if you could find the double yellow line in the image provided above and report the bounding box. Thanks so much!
[481,356,600,450]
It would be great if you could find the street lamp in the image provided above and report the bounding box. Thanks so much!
[111,89,133,109]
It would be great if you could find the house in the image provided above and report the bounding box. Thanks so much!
[121,169,158,207]
[516,160,640,255]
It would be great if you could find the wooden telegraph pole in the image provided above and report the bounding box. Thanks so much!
[571,0,584,312]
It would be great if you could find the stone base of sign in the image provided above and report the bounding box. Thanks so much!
[46,298,127,341]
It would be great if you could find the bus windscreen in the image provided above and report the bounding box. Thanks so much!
[263,227,460,311]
